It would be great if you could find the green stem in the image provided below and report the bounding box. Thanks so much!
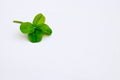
[13,20,23,24]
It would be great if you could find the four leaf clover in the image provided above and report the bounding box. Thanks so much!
[13,13,52,43]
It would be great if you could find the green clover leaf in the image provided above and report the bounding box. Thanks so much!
[28,30,43,43]
[13,13,52,43]
[33,13,45,26]
[37,24,52,35]
[20,22,34,34]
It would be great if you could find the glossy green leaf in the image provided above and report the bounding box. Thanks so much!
[13,13,52,43]
[28,30,43,43]
[20,22,34,34]
[33,13,45,26]
[37,24,52,35]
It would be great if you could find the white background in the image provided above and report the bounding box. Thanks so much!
[0,0,120,80]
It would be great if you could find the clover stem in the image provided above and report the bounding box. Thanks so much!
[13,20,23,24]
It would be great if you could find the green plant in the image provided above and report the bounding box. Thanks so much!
[13,13,52,43]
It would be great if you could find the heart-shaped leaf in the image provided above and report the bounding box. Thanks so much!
[37,24,52,35]
[33,13,45,26]
[28,30,43,43]
[20,22,34,34]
